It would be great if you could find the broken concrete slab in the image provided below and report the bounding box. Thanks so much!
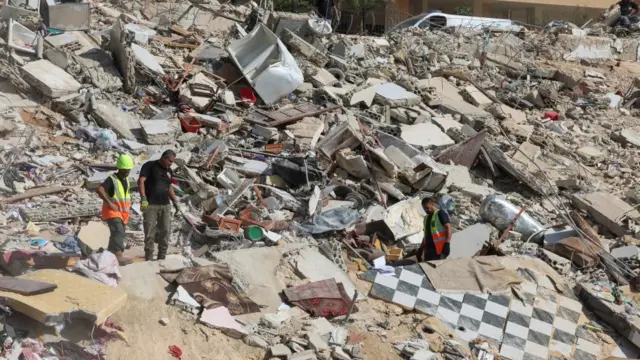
[140,119,179,144]
[449,223,492,259]
[77,221,109,253]
[20,59,81,98]
[375,83,420,106]
[76,48,123,92]
[336,149,370,179]
[486,103,527,123]
[431,116,462,133]
[349,86,376,107]
[293,247,360,300]
[576,146,606,164]
[271,343,292,357]
[310,68,337,87]
[119,255,188,300]
[579,283,640,349]
[91,100,138,140]
[286,117,324,149]
[612,129,640,148]
[611,245,640,259]
[212,244,307,312]
[400,123,454,150]
[0,269,127,326]
[461,85,493,108]
[572,192,640,236]
[131,43,165,74]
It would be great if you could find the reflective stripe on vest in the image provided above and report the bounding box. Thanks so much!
[101,175,131,224]
[424,209,447,255]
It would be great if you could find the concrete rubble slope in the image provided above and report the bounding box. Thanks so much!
[1,2,640,360]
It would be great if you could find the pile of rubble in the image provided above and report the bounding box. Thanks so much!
[1,0,640,358]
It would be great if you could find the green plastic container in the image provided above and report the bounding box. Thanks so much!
[244,226,265,241]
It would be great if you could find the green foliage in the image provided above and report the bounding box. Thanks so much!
[350,0,385,11]
[273,0,314,12]
[454,5,472,15]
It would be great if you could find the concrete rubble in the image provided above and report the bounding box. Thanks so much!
[0,2,636,360]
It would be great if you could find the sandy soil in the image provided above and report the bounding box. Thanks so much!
[105,297,265,360]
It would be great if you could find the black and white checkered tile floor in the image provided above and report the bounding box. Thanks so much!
[360,264,601,360]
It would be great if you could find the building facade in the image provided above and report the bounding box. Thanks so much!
[337,0,611,34]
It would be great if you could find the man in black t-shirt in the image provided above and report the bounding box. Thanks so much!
[417,197,452,262]
[316,0,336,20]
[138,150,181,261]
[612,0,640,27]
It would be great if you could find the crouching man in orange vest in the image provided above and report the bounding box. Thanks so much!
[97,154,134,265]
[417,197,452,262]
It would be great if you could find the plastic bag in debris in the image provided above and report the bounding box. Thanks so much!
[293,207,360,234]
[76,127,119,150]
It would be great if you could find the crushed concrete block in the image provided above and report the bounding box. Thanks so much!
[244,334,269,349]
[511,141,541,166]
[487,104,527,123]
[217,168,243,190]
[336,149,370,179]
[349,86,376,107]
[502,119,533,140]
[20,59,81,98]
[462,85,493,108]
[310,68,337,87]
[0,269,127,326]
[140,120,179,145]
[450,223,492,259]
[252,125,279,140]
[431,117,462,133]
[305,317,335,335]
[525,90,545,108]
[287,117,324,149]
[270,343,292,357]
[289,349,317,360]
[576,146,605,164]
[307,332,329,351]
[77,221,109,253]
[332,347,351,360]
[329,327,348,347]
[375,83,421,106]
[91,100,138,140]
[283,29,328,67]
[611,245,640,259]
[76,48,122,92]
[612,129,640,148]
[400,123,454,149]
[572,192,640,236]
[537,248,571,275]
[556,178,581,190]
[411,349,436,360]
[295,82,313,94]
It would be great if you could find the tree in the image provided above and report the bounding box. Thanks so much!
[454,5,472,15]
[350,0,386,33]
[273,0,314,12]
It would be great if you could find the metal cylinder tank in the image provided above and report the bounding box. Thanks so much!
[479,195,545,244]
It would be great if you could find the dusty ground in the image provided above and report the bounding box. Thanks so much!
[105,297,265,360]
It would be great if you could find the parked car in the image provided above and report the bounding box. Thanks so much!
[385,12,524,34]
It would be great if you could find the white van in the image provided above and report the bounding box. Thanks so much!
[386,12,524,34]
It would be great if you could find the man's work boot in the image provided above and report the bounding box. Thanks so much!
[145,250,153,261]
[157,252,166,260]
[114,249,133,266]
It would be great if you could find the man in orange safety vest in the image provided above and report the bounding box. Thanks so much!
[417,197,452,262]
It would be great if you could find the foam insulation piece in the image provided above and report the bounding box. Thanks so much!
[0,269,127,326]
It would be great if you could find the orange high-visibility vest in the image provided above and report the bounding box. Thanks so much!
[424,210,447,255]
[101,175,131,224]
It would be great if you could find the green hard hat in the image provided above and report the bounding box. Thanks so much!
[116,154,134,170]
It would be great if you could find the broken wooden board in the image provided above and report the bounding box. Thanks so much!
[245,102,340,127]
[0,186,68,203]
[0,277,57,295]
[0,269,127,326]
